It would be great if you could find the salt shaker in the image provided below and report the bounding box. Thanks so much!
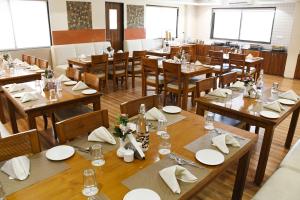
[123,149,134,163]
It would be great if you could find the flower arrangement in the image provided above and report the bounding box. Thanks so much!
[113,114,134,141]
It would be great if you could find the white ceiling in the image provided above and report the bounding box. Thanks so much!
[162,0,299,6]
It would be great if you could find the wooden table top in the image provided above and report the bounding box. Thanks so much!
[2,81,101,115]
[195,88,300,126]
[7,111,257,200]
[0,68,41,85]
[223,54,264,64]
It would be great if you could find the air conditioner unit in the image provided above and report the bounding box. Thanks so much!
[227,0,253,5]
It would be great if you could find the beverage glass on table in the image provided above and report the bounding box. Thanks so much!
[271,82,279,100]
[90,144,105,167]
[159,132,171,155]
[157,118,167,136]
[82,169,99,200]
[49,89,57,102]
[204,111,215,130]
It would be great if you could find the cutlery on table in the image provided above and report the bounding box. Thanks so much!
[71,145,90,153]
[169,153,204,169]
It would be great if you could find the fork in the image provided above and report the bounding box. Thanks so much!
[169,153,203,169]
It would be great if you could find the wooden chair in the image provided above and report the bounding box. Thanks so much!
[28,56,37,65]
[243,49,261,80]
[197,56,211,65]
[229,53,249,80]
[82,72,101,91]
[120,95,159,118]
[170,46,181,59]
[162,61,196,107]
[182,45,196,62]
[22,54,30,63]
[0,130,41,162]
[141,57,164,96]
[55,110,109,144]
[36,58,48,69]
[195,77,217,98]
[209,50,230,76]
[243,49,261,57]
[91,54,109,92]
[109,52,129,91]
[66,67,82,81]
[128,51,146,88]
[220,72,238,88]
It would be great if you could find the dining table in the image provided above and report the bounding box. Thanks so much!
[2,80,101,134]
[4,110,257,200]
[195,87,300,185]
[146,49,171,58]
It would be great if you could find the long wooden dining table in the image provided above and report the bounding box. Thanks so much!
[195,87,300,185]
[2,81,101,134]
[5,110,257,200]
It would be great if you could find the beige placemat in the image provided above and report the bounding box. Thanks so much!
[184,130,250,160]
[122,157,209,200]
[0,152,70,195]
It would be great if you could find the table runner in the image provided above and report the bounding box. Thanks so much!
[122,156,209,200]
[0,152,70,195]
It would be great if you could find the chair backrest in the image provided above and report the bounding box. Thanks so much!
[163,61,182,90]
[195,77,217,97]
[229,53,246,77]
[209,50,224,66]
[243,49,261,57]
[22,54,30,63]
[142,58,159,81]
[28,56,37,65]
[0,130,41,162]
[132,51,146,65]
[220,72,238,88]
[197,56,211,65]
[113,52,129,72]
[55,110,109,144]
[170,46,181,58]
[91,54,108,74]
[182,45,196,62]
[82,72,101,90]
[120,95,159,118]
[36,58,48,69]
[66,67,81,81]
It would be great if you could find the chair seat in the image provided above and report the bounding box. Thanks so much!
[280,139,300,172]
[92,72,105,79]
[54,105,92,122]
[109,69,126,75]
[252,168,300,200]
[231,67,256,75]
[147,75,164,84]
[167,83,196,90]
[128,65,142,72]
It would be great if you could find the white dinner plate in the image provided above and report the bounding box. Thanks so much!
[123,188,160,200]
[162,106,182,114]
[81,89,97,95]
[260,110,280,119]
[64,81,77,86]
[46,145,75,161]
[195,149,225,166]
[278,98,296,105]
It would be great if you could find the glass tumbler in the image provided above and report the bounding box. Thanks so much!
[204,111,215,130]
[49,89,57,102]
[159,132,171,155]
[90,144,105,167]
[157,118,167,136]
[271,82,279,100]
[82,169,99,199]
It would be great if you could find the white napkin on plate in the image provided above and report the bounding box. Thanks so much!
[72,81,89,91]
[56,74,71,82]
[88,126,116,145]
[279,90,299,102]
[20,92,38,103]
[231,81,245,89]
[8,83,24,93]
[212,133,240,154]
[195,60,202,66]
[264,101,285,112]
[29,65,40,71]
[209,88,232,98]
[159,165,197,194]
[145,107,167,121]
[246,53,253,59]
[1,156,30,180]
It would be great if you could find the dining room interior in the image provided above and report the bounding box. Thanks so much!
[0,0,300,199]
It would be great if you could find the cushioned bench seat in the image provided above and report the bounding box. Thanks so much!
[280,139,300,172]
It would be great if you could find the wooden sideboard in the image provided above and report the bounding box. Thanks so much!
[195,44,287,76]
[294,54,300,79]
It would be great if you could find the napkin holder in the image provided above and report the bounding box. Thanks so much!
[127,134,145,160]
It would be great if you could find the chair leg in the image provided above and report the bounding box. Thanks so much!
[163,90,167,106]
[51,113,58,140]
[43,114,48,130]
[177,94,182,107]
[0,94,6,123]
[255,126,260,134]
[191,91,195,107]
[132,72,135,88]
[113,76,116,91]
[125,74,128,89]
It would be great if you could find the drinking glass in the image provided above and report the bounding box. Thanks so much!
[0,182,6,200]
[55,79,62,92]
[225,93,232,108]
[49,89,57,102]
[271,82,279,100]
[35,80,41,93]
[159,132,171,155]
[90,144,105,167]
[157,118,167,136]
[82,169,99,200]
[204,111,215,130]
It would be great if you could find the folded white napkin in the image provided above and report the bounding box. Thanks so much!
[72,81,89,91]
[212,133,240,154]
[231,81,245,89]
[13,58,22,64]
[56,74,71,82]
[117,50,123,53]
[264,101,285,112]
[8,83,24,93]
[1,156,30,180]
[29,65,40,71]
[159,165,197,194]
[195,60,202,66]
[145,107,167,121]
[209,88,232,98]
[20,92,38,103]
[279,90,299,102]
[79,54,87,59]
[88,126,116,145]
[246,53,253,59]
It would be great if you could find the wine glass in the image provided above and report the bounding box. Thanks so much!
[82,169,99,200]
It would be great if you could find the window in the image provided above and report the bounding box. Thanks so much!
[145,5,178,39]
[0,0,51,51]
[211,8,275,43]
[109,9,118,30]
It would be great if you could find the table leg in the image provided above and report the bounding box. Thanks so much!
[232,150,251,200]
[7,98,18,133]
[0,93,6,123]
[28,115,37,130]
[93,99,101,111]
[254,125,275,185]
[196,102,205,116]
[285,107,300,149]
[182,77,189,110]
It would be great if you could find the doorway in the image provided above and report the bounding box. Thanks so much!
[105,2,124,51]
